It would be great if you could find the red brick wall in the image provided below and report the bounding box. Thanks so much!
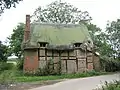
[23,49,39,72]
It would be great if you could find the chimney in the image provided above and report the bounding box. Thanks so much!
[24,15,30,42]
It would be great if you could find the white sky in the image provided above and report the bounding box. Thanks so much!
[0,0,120,42]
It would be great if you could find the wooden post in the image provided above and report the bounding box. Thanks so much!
[85,45,87,72]
[92,45,95,70]
[76,57,78,71]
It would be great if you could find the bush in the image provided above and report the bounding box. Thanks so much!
[0,62,15,72]
[87,70,101,76]
[16,59,23,70]
[100,57,120,72]
[0,70,16,85]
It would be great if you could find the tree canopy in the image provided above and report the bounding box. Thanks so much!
[32,1,92,24]
[106,19,120,58]
[0,0,22,15]
[86,23,114,57]
[8,23,24,59]
[87,20,120,59]
[0,41,8,61]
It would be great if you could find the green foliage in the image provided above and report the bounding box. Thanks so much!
[16,71,107,82]
[16,59,23,70]
[99,42,114,57]
[0,0,22,15]
[32,1,91,24]
[0,41,8,61]
[100,57,120,72]
[8,23,25,59]
[86,23,114,57]
[106,20,120,58]
[86,23,118,72]
[86,70,102,76]
[87,21,120,72]
[0,70,16,85]
[0,62,15,72]
[86,19,120,69]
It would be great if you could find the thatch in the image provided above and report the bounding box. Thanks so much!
[23,23,93,50]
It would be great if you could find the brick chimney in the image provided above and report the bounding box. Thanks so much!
[24,15,30,42]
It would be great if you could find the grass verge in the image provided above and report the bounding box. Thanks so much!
[16,71,108,82]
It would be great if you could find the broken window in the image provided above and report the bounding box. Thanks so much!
[38,42,48,47]
[74,43,82,47]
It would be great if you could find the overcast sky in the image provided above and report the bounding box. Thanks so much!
[0,0,120,42]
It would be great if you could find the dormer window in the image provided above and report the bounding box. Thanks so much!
[38,42,48,48]
[74,43,82,47]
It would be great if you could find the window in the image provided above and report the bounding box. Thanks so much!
[74,43,82,47]
[38,42,48,47]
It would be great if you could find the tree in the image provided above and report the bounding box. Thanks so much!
[32,1,92,24]
[8,23,24,59]
[0,41,8,61]
[86,23,114,57]
[86,23,101,43]
[106,19,120,58]
[0,0,22,15]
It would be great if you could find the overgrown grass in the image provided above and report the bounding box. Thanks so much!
[15,71,108,82]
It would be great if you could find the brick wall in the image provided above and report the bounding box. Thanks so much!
[23,49,39,72]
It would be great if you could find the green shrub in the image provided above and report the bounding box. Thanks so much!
[87,70,101,76]
[0,70,16,85]
[16,59,23,70]
[0,62,15,72]
[100,57,120,72]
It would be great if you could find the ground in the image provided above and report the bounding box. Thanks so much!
[0,80,63,90]
[29,73,120,90]
[0,73,119,90]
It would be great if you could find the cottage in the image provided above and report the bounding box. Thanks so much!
[22,15,100,74]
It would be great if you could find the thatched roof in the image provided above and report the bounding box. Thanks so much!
[23,23,93,50]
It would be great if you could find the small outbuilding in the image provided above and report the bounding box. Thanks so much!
[22,15,100,74]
